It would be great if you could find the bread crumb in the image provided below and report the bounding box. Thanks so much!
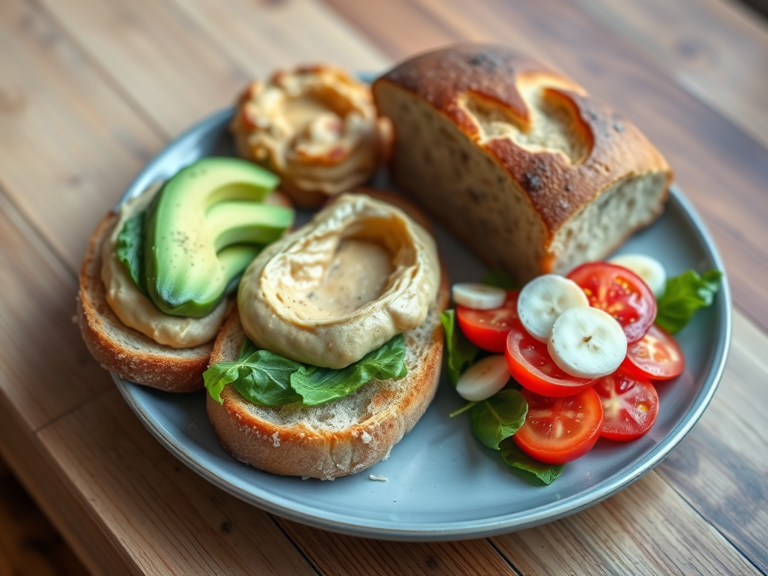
[361,431,372,444]
[369,475,388,482]
[301,476,310,481]
[270,431,281,447]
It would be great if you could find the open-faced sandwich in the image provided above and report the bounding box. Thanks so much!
[205,191,448,480]
[78,158,294,391]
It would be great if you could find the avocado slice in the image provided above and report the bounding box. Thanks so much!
[219,244,263,296]
[144,157,289,318]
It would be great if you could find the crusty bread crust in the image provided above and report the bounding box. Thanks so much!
[78,212,213,392]
[373,44,672,281]
[206,192,450,479]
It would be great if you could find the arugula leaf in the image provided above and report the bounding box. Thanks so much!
[499,439,563,485]
[470,390,527,450]
[291,334,407,406]
[482,269,517,290]
[116,212,148,295]
[204,339,302,406]
[203,335,407,407]
[655,269,722,333]
[440,310,479,385]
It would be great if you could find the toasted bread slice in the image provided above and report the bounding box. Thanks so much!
[78,212,213,392]
[206,190,449,479]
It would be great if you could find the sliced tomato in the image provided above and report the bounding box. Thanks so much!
[567,262,656,344]
[457,291,519,353]
[505,322,597,397]
[513,387,604,464]
[622,324,685,381]
[593,369,659,441]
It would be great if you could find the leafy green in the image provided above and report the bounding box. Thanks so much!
[449,401,477,418]
[204,339,302,406]
[291,334,407,406]
[499,439,563,485]
[655,269,722,333]
[116,212,148,295]
[203,335,407,407]
[440,310,479,385]
[470,390,527,450]
[482,269,517,290]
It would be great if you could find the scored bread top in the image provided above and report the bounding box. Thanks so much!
[373,44,672,235]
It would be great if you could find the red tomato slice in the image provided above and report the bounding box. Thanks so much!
[505,322,597,397]
[622,324,685,381]
[593,369,659,441]
[513,387,604,464]
[457,291,519,353]
[567,262,657,344]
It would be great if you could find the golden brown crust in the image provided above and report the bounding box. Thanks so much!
[206,194,450,479]
[77,212,212,392]
[372,44,672,238]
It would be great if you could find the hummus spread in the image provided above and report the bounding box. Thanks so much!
[231,67,381,202]
[238,194,441,369]
[100,184,228,348]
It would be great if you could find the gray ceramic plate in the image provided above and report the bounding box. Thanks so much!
[112,108,731,541]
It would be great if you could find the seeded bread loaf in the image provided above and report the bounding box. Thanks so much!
[373,45,672,282]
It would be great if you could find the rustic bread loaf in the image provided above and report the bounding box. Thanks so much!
[373,45,672,282]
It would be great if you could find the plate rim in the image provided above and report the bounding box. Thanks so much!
[112,107,732,541]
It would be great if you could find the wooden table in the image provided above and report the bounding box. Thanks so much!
[1,0,767,574]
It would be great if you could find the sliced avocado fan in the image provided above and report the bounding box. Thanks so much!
[142,157,292,318]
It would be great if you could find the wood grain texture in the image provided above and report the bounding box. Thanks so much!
[0,473,89,576]
[492,472,759,576]
[323,0,768,336]
[0,0,163,271]
[658,313,768,572]
[0,390,131,576]
[578,0,768,151]
[36,389,317,576]
[166,0,388,77]
[0,188,110,430]
[276,518,518,576]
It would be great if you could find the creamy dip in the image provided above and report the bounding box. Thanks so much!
[289,239,393,321]
[231,67,381,201]
[238,194,441,369]
[100,183,228,348]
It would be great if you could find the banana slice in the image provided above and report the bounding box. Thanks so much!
[456,355,510,401]
[608,254,666,297]
[548,307,627,378]
[452,283,506,310]
[517,274,589,342]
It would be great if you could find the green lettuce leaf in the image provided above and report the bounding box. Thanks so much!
[440,309,479,386]
[203,335,407,407]
[655,269,722,333]
[291,334,407,406]
[499,439,563,485]
[470,389,527,450]
[116,212,148,295]
[204,339,302,406]
[482,269,517,290]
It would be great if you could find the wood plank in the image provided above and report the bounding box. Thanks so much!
[323,0,768,334]
[0,472,89,576]
[657,312,768,571]
[167,0,388,76]
[0,0,164,271]
[35,389,317,576]
[276,518,517,576]
[493,472,759,576]
[0,388,131,576]
[578,0,768,151]
[0,188,111,430]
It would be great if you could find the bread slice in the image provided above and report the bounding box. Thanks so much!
[78,212,213,392]
[206,191,449,480]
[373,44,672,283]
